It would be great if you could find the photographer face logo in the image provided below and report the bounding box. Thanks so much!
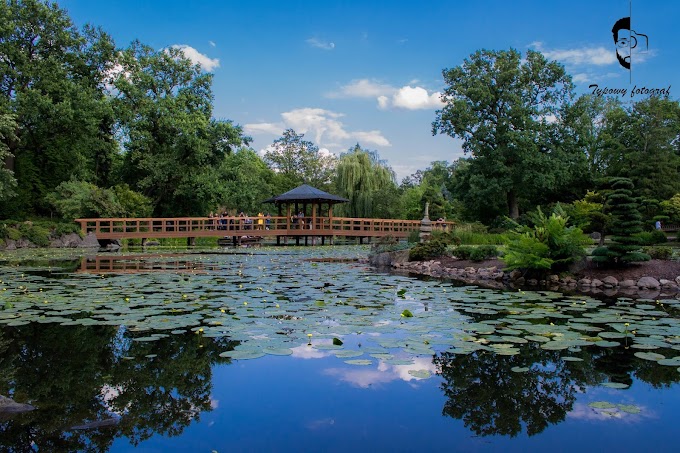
[612,16,648,70]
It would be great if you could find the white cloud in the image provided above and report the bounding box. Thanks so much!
[531,41,615,66]
[327,79,395,98]
[246,107,390,150]
[282,108,349,144]
[323,357,437,388]
[170,44,220,71]
[209,40,216,47]
[330,78,443,110]
[244,122,285,136]
[388,86,444,110]
[306,37,335,50]
[354,130,391,147]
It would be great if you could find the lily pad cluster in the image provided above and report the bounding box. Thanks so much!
[1,248,680,380]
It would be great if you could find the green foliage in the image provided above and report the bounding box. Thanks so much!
[0,0,119,217]
[113,41,247,216]
[591,178,650,266]
[502,234,553,271]
[471,245,499,261]
[501,207,590,271]
[219,149,276,215]
[433,49,582,220]
[5,227,21,241]
[45,180,122,220]
[452,245,498,261]
[23,224,51,247]
[112,184,153,217]
[0,113,17,201]
[263,129,336,192]
[562,192,605,231]
[598,97,680,201]
[408,239,448,261]
[53,222,82,237]
[660,194,680,223]
[334,144,397,218]
[452,245,474,260]
[430,230,462,246]
[407,230,421,243]
[644,246,673,260]
[634,230,667,246]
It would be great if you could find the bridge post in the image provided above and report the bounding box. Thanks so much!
[187,237,196,247]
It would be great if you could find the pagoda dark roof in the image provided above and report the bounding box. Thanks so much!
[263,184,348,204]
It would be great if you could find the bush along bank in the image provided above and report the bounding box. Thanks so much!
[0,220,99,250]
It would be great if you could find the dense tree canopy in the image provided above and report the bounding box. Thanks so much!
[433,49,577,220]
[112,42,248,216]
[0,0,118,216]
[263,129,336,193]
[334,144,396,218]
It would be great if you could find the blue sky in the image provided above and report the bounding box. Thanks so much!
[61,0,679,180]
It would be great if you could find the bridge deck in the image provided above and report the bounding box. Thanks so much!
[75,216,449,240]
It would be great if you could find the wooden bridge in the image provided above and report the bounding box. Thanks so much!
[75,216,451,246]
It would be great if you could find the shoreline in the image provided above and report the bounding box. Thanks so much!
[370,250,680,300]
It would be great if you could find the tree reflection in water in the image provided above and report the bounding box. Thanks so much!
[0,325,235,452]
[434,341,680,437]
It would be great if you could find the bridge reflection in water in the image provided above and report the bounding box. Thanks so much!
[77,254,219,274]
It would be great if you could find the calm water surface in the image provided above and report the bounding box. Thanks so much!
[1,247,680,452]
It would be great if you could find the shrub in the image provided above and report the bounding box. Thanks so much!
[591,178,650,266]
[407,230,420,243]
[431,230,462,246]
[53,222,82,238]
[501,207,590,272]
[6,227,21,241]
[644,246,673,260]
[470,245,499,261]
[452,245,474,260]
[24,225,51,247]
[634,230,667,245]
[502,234,553,271]
[409,239,448,261]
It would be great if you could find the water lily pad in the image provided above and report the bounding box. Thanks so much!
[562,356,583,362]
[589,401,617,409]
[263,347,293,356]
[219,350,265,360]
[601,382,629,389]
[345,359,372,366]
[617,404,641,414]
[657,357,680,366]
[510,366,530,373]
[407,369,431,379]
[634,352,666,361]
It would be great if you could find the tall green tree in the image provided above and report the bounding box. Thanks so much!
[112,41,247,216]
[433,49,575,220]
[334,144,397,218]
[0,111,17,200]
[263,129,336,192]
[599,97,680,202]
[0,0,119,216]
[592,177,650,265]
[218,148,276,214]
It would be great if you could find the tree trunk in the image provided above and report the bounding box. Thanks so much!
[507,190,519,219]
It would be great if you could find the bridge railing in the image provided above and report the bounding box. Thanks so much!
[75,216,451,239]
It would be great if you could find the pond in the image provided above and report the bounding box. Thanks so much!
[1,246,680,452]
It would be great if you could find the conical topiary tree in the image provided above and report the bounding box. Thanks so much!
[591,178,650,266]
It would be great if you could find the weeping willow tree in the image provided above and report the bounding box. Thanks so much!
[335,144,397,218]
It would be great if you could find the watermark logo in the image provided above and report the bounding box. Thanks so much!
[612,16,648,71]
[588,2,669,100]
